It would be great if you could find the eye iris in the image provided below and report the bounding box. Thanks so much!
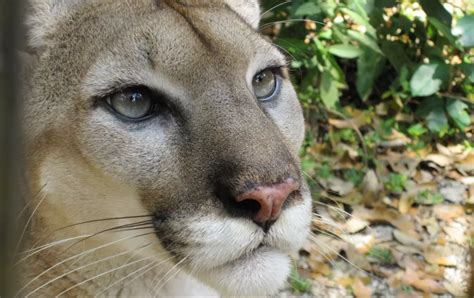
[110,89,152,119]
[253,69,276,100]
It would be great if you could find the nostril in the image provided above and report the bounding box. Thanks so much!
[235,178,299,224]
[236,199,261,216]
[214,178,299,226]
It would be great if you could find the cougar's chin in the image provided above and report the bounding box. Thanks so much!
[199,247,291,296]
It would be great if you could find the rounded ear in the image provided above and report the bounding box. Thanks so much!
[225,0,261,29]
[26,0,77,49]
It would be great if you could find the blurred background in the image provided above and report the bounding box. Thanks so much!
[260,0,473,296]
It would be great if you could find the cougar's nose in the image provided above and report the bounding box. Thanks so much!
[236,178,299,223]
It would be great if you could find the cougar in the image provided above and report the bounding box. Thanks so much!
[18,0,312,296]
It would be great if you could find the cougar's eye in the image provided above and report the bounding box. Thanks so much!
[107,87,154,120]
[252,69,278,101]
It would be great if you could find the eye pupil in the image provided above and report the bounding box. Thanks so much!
[252,69,277,101]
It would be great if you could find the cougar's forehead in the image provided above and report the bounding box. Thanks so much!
[54,0,283,100]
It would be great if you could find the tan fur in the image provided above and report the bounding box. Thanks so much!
[19,0,312,296]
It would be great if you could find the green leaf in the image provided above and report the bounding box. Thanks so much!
[420,0,452,27]
[415,190,444,205]
[356,47,385,101]
[452,15,474,48]
[428,17,457,45]
[408,123,428,138]
[294,2,321,16]
[340,7,376,36]
[320,71,339,109]
[347,30,384,55]
[426,109,449,135]
[289,266,312,294]
[328,44,362,58]
[410,63,449,97]
[301,158,317,173]
[446,99,471,129]
[380,40,411,73]
[460,63,474,83]
[374,0,396,9]
[384,173,407,194]
[368,246,395,265]
[417,97,449,135]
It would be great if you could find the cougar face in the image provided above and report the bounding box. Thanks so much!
[21,0,311,295]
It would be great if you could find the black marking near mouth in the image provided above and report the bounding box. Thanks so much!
[152,214,183,258]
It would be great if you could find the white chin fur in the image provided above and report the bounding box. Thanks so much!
[199,248,290,296]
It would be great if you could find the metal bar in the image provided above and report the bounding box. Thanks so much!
[0,0,24,295]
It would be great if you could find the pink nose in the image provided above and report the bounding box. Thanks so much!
[235,178,299,223]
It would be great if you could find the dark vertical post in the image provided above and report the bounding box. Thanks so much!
[0,0,24,296]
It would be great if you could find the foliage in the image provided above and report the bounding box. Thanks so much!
[261,2,473,293]
[384,173,407,194]
[262,0,473,145]
[415,189,445,205]
[289,265,312,293]
[367,246,395,265]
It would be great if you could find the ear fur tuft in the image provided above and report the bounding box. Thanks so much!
[225,0,261,29]
[26,0,76,49]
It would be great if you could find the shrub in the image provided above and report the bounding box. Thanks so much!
[262,0,473,142]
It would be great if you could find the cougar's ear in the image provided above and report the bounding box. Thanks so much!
[225,0,261,29]
[26,0,77,50]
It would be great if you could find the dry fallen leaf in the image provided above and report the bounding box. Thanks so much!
[328,116,367,129]
[443,280,467,296]
[469,184,474,203]
[344,234,375,254]
[442,221,467,245]
[438,180,468,203]
[393,229,424,249]
[424,154,452,167]
[345,244,372,271]
[433,205,465,221]
[424,245,458,266]
[320,176,355,197]
[352,278,372,298]
[454,153,474,173]
[305,234,346,261]
[403,267,447,294]
[344,217,370,233]
[398,194,413,214]
[352,206,419,239]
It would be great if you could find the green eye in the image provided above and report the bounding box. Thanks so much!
[252,69,277,100]
[107,87,154,120]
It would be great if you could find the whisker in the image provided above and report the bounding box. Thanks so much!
[96,253,177,296]
[16,231,156,296]
[15,184,47,222]
[24,242,156,297]
[15,192,47,253]
[28,215,152,250]
[314,201,354,219]
[312,226,343,241]
[259,1,292,19]
[152,254,190,295]
[14,235,92,267]
[59,220,154,256]
[309,234,369,275]
[312,214,346,231]
[259,19,326,32]
[63,224,154,271]
[302,171,325,189]
[54,256,153,297]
